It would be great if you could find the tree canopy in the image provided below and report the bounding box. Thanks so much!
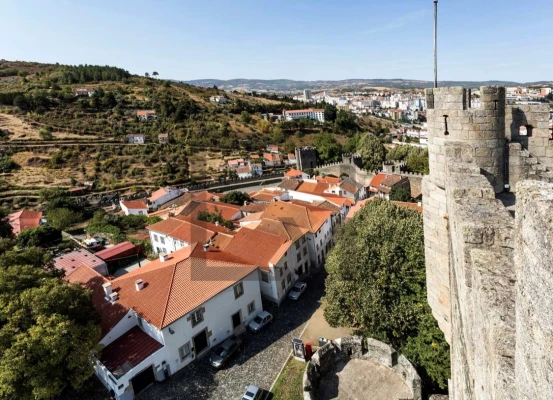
[389,186,411,202]
[356,133,386,171]
[313,132,342,164]
[387,145,429,175]
[46,208,83,231]
[0,208,12,239]
[0,265,101,399]
[220,191,250,206]
[16,226,62,249]
[324,199,450,393]
[57,64,130,84]
[197,209,234,230]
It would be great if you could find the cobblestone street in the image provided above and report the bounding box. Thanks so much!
[138,271,326,400]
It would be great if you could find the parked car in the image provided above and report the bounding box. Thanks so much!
[247,311,273,333]
[242,385,263,400]
[209,335,243,369]
[288,281,307,300]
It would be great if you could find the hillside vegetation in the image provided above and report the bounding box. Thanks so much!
[0,60,375,206]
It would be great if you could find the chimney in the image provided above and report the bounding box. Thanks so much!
[244,200,249,206]
[135,279,144,291]
[109,292,119,302]
[102,282,112,297]
[417,201,422,207]
[203,243,209,252]
[215,221,219,227]
[159,253,168,262]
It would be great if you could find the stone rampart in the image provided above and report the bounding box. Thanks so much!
[302,336,421,400]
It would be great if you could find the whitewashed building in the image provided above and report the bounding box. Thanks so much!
[120,200,149,216]
[283,108,325,123]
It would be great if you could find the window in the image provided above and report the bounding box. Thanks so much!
[279,268,283,277]
[316,244,319,251]
[234,282,244,299]
[137,316,143,330]
[138,211,143,215]
[190,308,204,327]
[297,253,301,262]
[247,301,255,315]
[179,342,191,361]
[302,237,306,244]
[261,271,269,282]
[295,241,300,250]
[287,274,292,284]
[154,234,159,242]
[284,261,288,270]
[303,247,307,256]
[160,236,165,244]
[281,280,286,291]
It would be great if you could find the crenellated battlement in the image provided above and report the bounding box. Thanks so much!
[423,86,553,399]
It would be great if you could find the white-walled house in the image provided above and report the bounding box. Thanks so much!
[284,168,309,180]
[120,200,149,216]
[149,187,184,209]
[66,244,262,400]
[146,217,224,255]
[236,162,263,178]
[126,134,145,144]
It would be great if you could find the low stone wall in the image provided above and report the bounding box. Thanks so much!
[302,336,422,400]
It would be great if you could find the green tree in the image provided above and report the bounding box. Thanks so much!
[145,72,150,78]
[405,147,429,175]
[356,133,386,171]
[0,265,101,399]
[0,208,12,239]
[240,111,252,124]
[335,110,358,131]
[389,186,411,202]
[313,132,342,164]
[39,127,53,140]
[152,71,159,78]
[196,209,234,230]
[324,103,337,122]
[220,191,251,206]
[0,157,19,173]
[324,199,449,392]
[0,247,53,270]
[16,226,62,248]
[47,208,83,231]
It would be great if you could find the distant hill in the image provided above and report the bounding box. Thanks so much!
[185,78,553,92]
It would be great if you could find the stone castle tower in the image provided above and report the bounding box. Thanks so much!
[423,86,553,399]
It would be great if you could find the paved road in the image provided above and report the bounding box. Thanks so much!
[140,271,326,400]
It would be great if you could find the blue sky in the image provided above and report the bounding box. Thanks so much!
[2,0,551,82]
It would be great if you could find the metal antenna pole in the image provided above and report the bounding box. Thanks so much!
[434,0,438,88]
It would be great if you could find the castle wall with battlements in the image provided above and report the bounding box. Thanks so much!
[423,86,553,399]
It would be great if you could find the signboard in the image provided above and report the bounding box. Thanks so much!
[292,338,305,361]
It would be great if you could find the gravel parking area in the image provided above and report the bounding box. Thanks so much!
[140,272,326,400]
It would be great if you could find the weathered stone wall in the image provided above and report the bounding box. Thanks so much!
[514,181,553,399]
[443,144,516,400]
[505,104,553,168]
[302,336,422,400]
[426,86,505,193]
[422,176,451,343]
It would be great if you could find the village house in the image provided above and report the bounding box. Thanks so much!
[225,224,308,305]
[266,144,279,153]
[367,173,388,197]
[377,174,410,200]
[54,248,109,277]
[66,244,262,400]
[126,134,145,144]
[209,95,228,105]
[148,186,184,209]
[263,152,282,167]
[158,133,169,144]
[146,216,233,255]
[236,162,263,178]
[8,209,43,236]
[227,158,245,170]
[120,200,148,216]
[94,242,143,270]
[287,153,297,164]
[136,110,156,121]
[284,168,309,180]
[74,88,96,97]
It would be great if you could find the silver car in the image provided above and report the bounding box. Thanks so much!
[288,281,307,300]
[242,385,262,400]
[247,311,273,333]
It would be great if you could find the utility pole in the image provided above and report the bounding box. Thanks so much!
[434,0,438,88]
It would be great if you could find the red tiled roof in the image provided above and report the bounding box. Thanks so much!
[285,169,305,178]
[296,181,330,195]
[121,200,148,210]
[100,326,163,377]
[225,229,290,270]
[95,242,138,262]
[149,187,170,202]
[65,265,128,336]
[109,245,257,328]
[181,201,242,221]
[193,191,219,202]
[137,110,156,116]
[240,203,269,213]
[261,201,331,233]
[54,249,106,277]
[9,209,42,235]
[369,173,388,188]
[147,217,217,244]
